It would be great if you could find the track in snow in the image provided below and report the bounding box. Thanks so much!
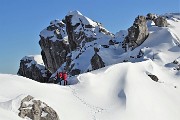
[68,85,106,120]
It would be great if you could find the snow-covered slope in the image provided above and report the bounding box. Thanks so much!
[1,13,180,120]
[0,60,180,120]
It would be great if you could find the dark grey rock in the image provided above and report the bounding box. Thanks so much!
[39,39,70,73]
[94,47,99,53]
[70,69,81,76]
[146,13,157,20]
[109,40,115,45]
[18,95,60,120]
[123,16,149,50]
[172,59,180,71]
[173,60,179,64]
[154,16,168,27]
[91,49,105,70]
[17,56,51,83]
[148,74,159,82]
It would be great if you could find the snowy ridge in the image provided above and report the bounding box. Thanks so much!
[67,10,97,26]
[66,10,113,40]
[0,94,27,114]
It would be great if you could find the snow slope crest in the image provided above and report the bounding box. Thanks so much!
[0,94,27,114]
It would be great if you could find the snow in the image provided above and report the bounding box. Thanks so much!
[67,10,97,26]
[0,13,180,120]
[67,10,83,16]
[114,30,128,42]
[22,55,44,65]
[0,58,180,120]
[147,20,155,27]
[22,55,45,70]
[40,19,67,42]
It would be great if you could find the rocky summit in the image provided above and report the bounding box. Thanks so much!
[39,10,114,77]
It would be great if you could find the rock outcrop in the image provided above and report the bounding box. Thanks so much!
[91,48,105,70]
[17,55,51,83]
[18,95,59,120]
[147,74,159,82]
[39,38,70,73]
[39,20,69,73]
[154,16,168,27]
[123,16,149,51]
[39,10,113,76]
[146,13,157,20]
[172,58,180,71]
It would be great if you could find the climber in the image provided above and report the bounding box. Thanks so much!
[59,72,63,85]
[62,72,68,86]
[56,72,63,85]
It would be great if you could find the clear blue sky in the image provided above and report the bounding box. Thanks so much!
[0,0,179,74]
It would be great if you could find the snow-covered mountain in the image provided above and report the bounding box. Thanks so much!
[39,10,114,77]
[2,12,180,120]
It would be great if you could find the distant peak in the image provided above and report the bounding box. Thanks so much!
[67,10,83,16]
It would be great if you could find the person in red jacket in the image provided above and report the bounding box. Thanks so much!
[59,72,63,85]
[62,72,68,86]
[56,72,63,85]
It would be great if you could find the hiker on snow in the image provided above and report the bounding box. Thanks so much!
[56,72,63,85]
[62,72,68,86]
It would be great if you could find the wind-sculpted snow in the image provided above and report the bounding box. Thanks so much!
[1,57,180,120]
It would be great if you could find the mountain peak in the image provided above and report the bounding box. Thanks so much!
[66,10,96,26]
[67,10,82,16]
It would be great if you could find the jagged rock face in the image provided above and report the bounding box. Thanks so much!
[39,20,69,73]
[65,11,112,50]
[154,16,168,27]
[39,39,70,73]
[65,14,97,50]
[91,48,105,70]
[39,11,113,76]
[146,13,157,20]
[18,95,59,120]
[17,56,51,83]
[123,16,149,50]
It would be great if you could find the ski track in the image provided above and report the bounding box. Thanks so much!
[68,85,105,120]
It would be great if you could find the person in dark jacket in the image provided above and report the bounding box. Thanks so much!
[56,72,63,85]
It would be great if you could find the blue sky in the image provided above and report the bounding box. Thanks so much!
[0,0,179,74]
